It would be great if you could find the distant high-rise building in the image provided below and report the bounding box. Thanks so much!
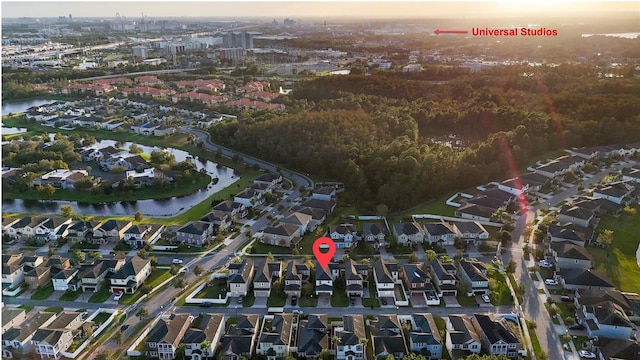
[69,14,73,22]
[222,31,253,49]
[132,45,147,59]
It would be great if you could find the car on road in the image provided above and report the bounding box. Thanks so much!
[200,302,212,307]
[482,294,491,303]
[545,279,558,286]
[579,350,596,359]
[538,260,553,268]
[561,295,573,302]
[292,310,303,315]
[113,292,123,301]
[172,258,184,264]
[120,324,130,332]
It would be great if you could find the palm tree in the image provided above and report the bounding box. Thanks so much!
[331,335,341,349]
[359,337,369,357]
[200,340,211,359]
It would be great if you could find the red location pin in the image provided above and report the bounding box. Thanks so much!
[312,237,336,270]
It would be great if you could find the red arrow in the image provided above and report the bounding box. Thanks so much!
[434,29,468,35]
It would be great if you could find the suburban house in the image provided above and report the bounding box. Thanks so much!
[32,311,84,360]
[430,258,459,297]
[79,258,125,292]
[558,205,597,228]
[362,223,389,246]
[92,220,133,243]
[300,199,337,213]
[24,263,51,288]
[401,263,438,305]
[595,339,640,360]
[2,308,27,335]
[445,315,482,358]
[2,254,26,288]
[315,264,335,296]
[2,311,57,358]
[176,221,214,247]
[253,261,282,297]
[334,314,367,360]
[254,173,282,188]
[6,217,49,240]
[312,186,337,201]
[593,181,635,205]
[145,313,192,360]
[577,302,635,340]
[52,268,80,292]
[451,221,490,244]
[344,259,366,297]
[228,259,255,297]
[261,223,302,248]
[200,211,231,233]
[181,313,225,360]
[409,313,443,360]
[283,260,309,297]
[373,259,399,299]
[393,222,424,246]
[297,314,329,359]
[471,313,521,358]
[621,167,640,184]
[556,268,615,291]
[455,203,495,223]
[212,200,247,219]
[330,224,358,248]
[291,206,328,227]
[234,188,264,207]
[370,315,408,360]
[33,169,90,190]
[574,289,636,316]
[550,242,594,269]
[256,313,294,359]
[123,224,165,249]
[109,256,152,294]
[33,217,73,244]
[65,221,101,244]
[547,223,590,247]
[220,314,260,360]
[280,212,313,235]
[423,222,456,246]
[458,259,490,296]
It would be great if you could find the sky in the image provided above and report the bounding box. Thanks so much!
[1,0,639,19]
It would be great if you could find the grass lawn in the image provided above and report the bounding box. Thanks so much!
[456,294,478,307]
[299,295,318,307]
[526,320,545,360]
[92,312,111,326]
[88,287,112,303]
[44,306,64,314]
[488,269,515,306]
[146,268,172,288]
[362,278,380,308]
[266,292,287,307]
[18,304,34,313]
[391,191,461,218]
[59,289,82,301]
[31,284,54,300]
[587,210,640,293]
[242,290,255,307]
[331,289,349,307]
[194,281,228,300]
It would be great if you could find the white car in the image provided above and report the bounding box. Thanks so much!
[579,350,596,359]
[172,258,184,264]
[113,292,123,301]
[538,260,553,268]
[482,294,491,303]
[545,279,558,286]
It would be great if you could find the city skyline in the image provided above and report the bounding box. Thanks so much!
[2,1,639,19]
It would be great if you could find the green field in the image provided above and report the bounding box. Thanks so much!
[587,209,640,293]
[30,284,54,300]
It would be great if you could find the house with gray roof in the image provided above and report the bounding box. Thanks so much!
[374,259,399,299]
[362,223,389,246]
[297,314,329,359]
[445,314,481,358]
[181,313,225,360]
[2,311,57,357]
[393,222,424,246]
[556,268,615,291]
[176,221,214,247]
[370,314,408,360]
[458,259,489,296]
[423,222,456,246]
[110,255,152,294]
[253,260,282,297]
[558,205,597,228]
[220,314,260,360]
[256,313,294,358]
[410,313,443,360]
[227,259,255,297]
[261,223,301,248]
[551,242,594,269]
[334,314,366,360]
[578,302,635,340]
[471,313,521,358]
[430,258,458,297]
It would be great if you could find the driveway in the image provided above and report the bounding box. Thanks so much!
[410,294,428,308]
[317,294,331,308]
[254,296,268,308]
[443,296,461,307]
[350,296,363,307]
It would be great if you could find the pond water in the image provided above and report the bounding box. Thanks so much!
[2,98,57,116]
[1,137,239,217]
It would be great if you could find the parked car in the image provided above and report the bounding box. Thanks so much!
[172,258,184,264]
[545,279,558,286]
[579,350,596,359]
[291,296,298,306]
[561,295,573,302]
[538,260,553,268]
[482,294,491,303]
[120,324,130,332]
[350,296,356,306]
[381,298,388,305]
[237,296,243,304]
[113,292,123,301]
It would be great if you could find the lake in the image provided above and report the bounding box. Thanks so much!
[2,98,57,116]
[1,137,239,217]
[581,32,640,39]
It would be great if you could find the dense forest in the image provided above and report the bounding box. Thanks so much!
[209,64,640,211]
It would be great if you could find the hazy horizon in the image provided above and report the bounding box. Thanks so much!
[2,1,639,19]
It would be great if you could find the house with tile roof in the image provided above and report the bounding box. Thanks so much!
[280,212,313,235]
[145,313,192,359]
[2,311,57,358]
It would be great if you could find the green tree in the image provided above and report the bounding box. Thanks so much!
[598,229,614,247]
[194,265,205,277]
[200,340,211,359]
[425,249,437,263]
[129,144,143,154]
[136,308,149,320]
[170,264,181,275]
[506,260,516,273]
[60,205,75,218]
[134,211,143,222]
[113,331,122,345]
[71,250,85,264]
[37,184,56,199]
[408,253,419,263]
